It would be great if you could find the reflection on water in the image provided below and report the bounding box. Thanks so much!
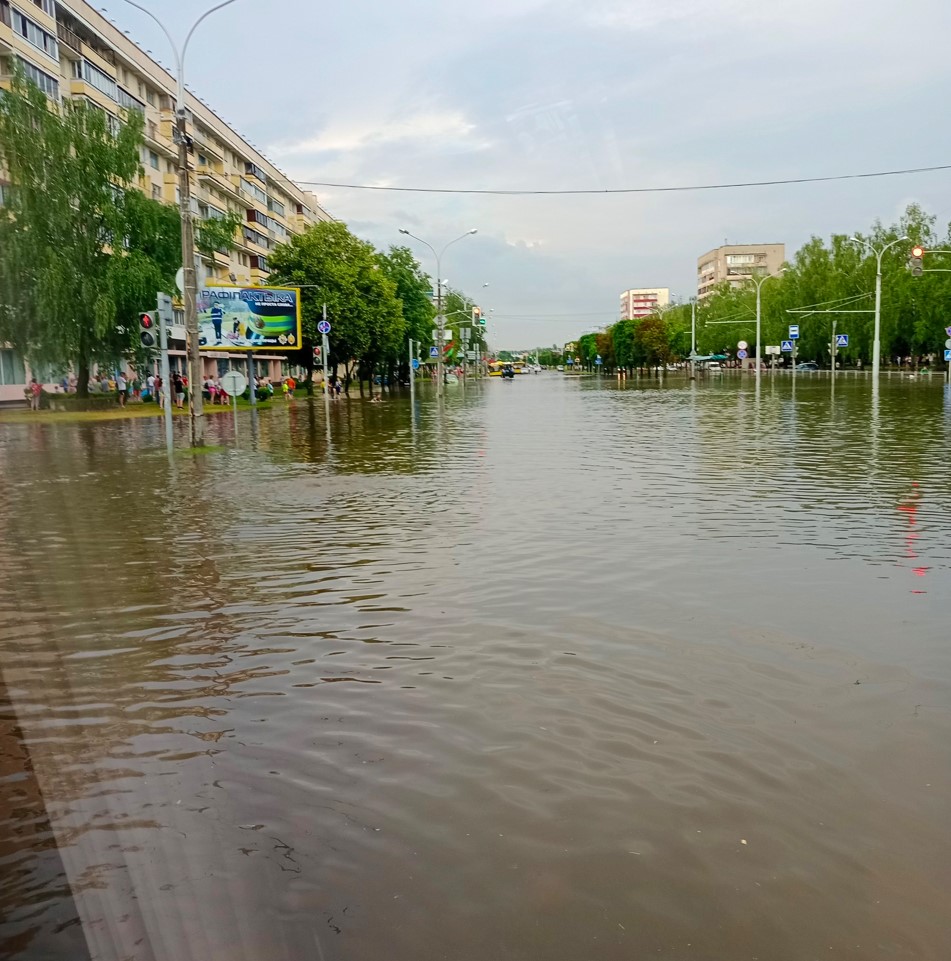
[2,374,951,960]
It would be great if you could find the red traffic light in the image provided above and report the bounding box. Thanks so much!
[911,245,924,259]
[139,313,155,330]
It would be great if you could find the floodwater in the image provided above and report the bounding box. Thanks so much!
[2,372,950,961]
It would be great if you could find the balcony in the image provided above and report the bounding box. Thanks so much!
[198,169,244,205]
[56,21,82,59]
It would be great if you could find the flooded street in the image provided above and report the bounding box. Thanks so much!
[2,373,950,961]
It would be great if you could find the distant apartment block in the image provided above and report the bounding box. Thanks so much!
[696,244,785,300]
[619,288,670,320]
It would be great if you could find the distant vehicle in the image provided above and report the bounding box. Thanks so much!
[796,361,820,371]
[501,365,516,379]
[556,365,564,371]
[706,362,722,371]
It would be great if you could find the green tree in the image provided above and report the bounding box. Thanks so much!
[376,245,435,379]
[634,314,670,371]
[269,220,405,392]
[0,71,149,392]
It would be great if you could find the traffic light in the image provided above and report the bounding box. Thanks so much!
[472,306,486,326]
[139,311,158,348]
[909,245,924,277]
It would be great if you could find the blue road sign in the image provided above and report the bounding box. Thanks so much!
[945,349,951,362]
[566,357,573,364]
[835,333,849,347]
[737,349,748,360]
[317,320,331,335]
[595,355,602,365]
[781,340,793,352]
[412,358,420,370]
[429,346,439,358]
[788,325,800,340]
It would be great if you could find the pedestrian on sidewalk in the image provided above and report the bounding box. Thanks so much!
[172,371,185,409]
[28,378,41,411]
[117,371,127,406]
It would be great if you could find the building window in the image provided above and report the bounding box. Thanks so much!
[74,59,118,101]
[145,87,155,106]
[0,348,27,386]
[31,0,55,16]
[244,161,266,182]
[197,153,207,167]
[10,6,59,60]
[152,184,161,200]
[147,120,157,140]
[240,177,267,204]
[14,56,59,97]
[148,150,159,169]
[725,254,755,265]
[117,86,144,112]
[267,196,286,217]
[268,217,288,240]
[250,255,269,273]
[246,208,267,227]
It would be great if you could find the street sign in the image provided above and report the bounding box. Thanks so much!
[781,340,793,352]
[595,355,602,365]
[835,334,849,347]
[737,349,748,360]
[945,326,951,337]
[466,350,477,361]
[945,338,951,349]
[460,326,471,341]
[765,345,781,355]
[317,319,331,335]
[566,357,573,365]
[443,329,453,341]
[412,358,420,370]
[220,369,248,397]
[175,266,185,293]
[788,325,800,340]
[737,340,748,350]
[945,349,951,362]
[429,346,439,358]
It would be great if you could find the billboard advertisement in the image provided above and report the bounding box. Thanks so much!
[198,286,301,351]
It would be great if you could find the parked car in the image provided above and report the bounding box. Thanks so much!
[796,361,820,371]
[556,365,564,371]
[706,362,722,371]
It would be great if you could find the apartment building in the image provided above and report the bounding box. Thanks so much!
[696,243,785,300]
[0,0,332,399]
[619,288,670,320]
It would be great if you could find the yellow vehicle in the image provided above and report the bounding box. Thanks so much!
[489,360,527,376]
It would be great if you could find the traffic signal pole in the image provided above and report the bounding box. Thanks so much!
[157,295,174,451]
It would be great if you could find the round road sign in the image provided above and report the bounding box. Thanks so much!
[317,320,331,335]
[945,338,951,350]
[220,369,248,397]
[412,358,420,370]
[737,349,748,360]
[737,340,748,350]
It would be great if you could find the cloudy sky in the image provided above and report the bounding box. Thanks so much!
[103,0,951,348]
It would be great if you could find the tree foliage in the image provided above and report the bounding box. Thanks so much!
[0,70,238,392]
[567,203,951,370]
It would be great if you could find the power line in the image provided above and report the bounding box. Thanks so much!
[297,163,951,197]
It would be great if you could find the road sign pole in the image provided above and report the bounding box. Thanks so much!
[157,293,174,452]
[321,303,330,395]
[831,318,837,378]
[409,337,415,403]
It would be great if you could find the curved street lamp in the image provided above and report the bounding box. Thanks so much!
[398,228,478,396]
[119,0,242,445]
[849,235,909,379]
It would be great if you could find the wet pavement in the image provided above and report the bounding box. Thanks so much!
[2,372,950,960]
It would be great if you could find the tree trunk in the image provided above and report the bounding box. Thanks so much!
[77,357,90,398]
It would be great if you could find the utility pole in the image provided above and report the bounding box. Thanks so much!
[398,227,478,399]
[690,297,696,380]
[850,235,908,380]
[119,0,242,445]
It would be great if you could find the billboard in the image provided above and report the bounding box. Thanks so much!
[198,285,301,351]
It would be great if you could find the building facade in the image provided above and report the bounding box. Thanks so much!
[0,0,332,401]
[619,288,670,321]
[696,243,785,300]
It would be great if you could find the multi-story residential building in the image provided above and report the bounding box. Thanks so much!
[619,288,670,320]
[696,243,785,300]
[0,0,332,400]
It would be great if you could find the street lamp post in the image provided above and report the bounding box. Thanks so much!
[120,0,241,446]
[752,268,784,382]
[399,228,477,397]
[850,235,908,379]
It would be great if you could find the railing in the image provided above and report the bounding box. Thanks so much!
[56,21,82,54]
